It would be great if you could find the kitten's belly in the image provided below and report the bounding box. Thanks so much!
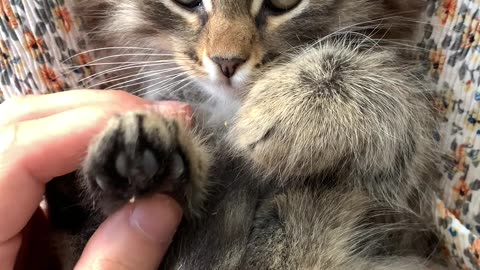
[161,169,262,269]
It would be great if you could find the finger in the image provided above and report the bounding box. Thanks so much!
[0,102,191,269]
[1,235,21,270]
[0,90,149,125]
[75,195,182,270]
[14,208,51,270]
[0,105,127,270]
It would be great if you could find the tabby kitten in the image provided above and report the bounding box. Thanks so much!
[45,0,442,269]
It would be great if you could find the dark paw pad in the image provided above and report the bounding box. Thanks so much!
[82,112,187,213]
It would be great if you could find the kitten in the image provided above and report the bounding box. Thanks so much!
[45,0,443,269]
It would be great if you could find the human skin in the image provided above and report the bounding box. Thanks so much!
[0,90,191,270]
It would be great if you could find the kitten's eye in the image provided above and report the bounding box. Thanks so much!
[266,0,301,13]
[174,0,202,9]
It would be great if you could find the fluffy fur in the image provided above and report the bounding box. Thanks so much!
[45,0,444,269]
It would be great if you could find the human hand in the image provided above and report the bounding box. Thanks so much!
[0,90,191,270]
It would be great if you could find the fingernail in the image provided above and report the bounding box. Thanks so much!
[147,101,193,128]
[178,104,193,128]
[147,101,178,116]
[130,195,183,245]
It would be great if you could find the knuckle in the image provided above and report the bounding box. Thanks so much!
[105,90,138,102]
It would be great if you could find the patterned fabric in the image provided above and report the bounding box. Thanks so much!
[0,0,92,103]
[0,0,479,269]
[419,0,480,268]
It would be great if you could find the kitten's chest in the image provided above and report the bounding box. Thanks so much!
[163,185,257,269]
[161,166,279,270]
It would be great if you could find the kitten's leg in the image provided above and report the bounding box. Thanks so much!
[241,188,433,270]
[81,111,211,218]
[229,41,439,205]
[230,41,440,267]
[231,42,435,179]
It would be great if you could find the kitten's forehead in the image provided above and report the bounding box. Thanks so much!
[206,0,255,15]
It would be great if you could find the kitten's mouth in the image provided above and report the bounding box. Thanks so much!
[199,52,278,94]
[215,76,249,93]
[201,54,252,93]
[213,79,240,93]
[194,75,245,99]
[214,74,233,86]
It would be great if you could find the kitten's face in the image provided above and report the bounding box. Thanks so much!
[79,0,422,99]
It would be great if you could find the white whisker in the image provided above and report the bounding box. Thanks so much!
[105,68,186,90]
[68,59,180,70]
[138,73,193,97]
[132,72,188,95]
[79,62,180,85]
[90,67,182,89]
[63,47,157,63]
[83,53,181,65]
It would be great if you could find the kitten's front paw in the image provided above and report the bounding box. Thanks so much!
[229,96,315,179]
[81,111,210,218]
[230,44,419,180]
[229,49,356,178]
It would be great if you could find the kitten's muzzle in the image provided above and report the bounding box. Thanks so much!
[211,56,246,78]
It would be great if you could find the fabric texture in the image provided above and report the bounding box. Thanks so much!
[0,0,92,102]
[419,0,480,269]
[0,0,479,269]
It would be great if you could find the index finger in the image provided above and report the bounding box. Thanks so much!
[0,90,149,126]
[0,101,191,269]
[0,105,131,248]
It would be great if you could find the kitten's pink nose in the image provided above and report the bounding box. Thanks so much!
[211,57,246,78]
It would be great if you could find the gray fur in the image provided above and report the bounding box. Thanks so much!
[45,0,445,269]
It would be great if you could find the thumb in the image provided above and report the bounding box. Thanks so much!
[74,195,182,270]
